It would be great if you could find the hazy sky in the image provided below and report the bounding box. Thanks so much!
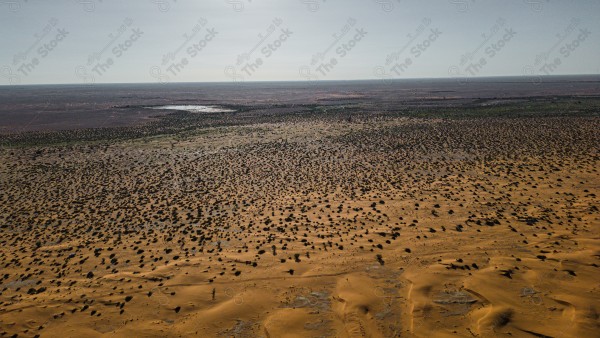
[1,0,598,85]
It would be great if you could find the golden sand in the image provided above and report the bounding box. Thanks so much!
[1,115,598,337]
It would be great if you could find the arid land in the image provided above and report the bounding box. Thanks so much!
[0,86,599,337]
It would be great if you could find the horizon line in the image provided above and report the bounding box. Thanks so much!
[2,73,600,87]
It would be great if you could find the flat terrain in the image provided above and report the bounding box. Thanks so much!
[0,81,599,337]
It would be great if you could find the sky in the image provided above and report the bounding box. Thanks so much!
[0,0,598,85]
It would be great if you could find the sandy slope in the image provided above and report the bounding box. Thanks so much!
[1,116,599,337]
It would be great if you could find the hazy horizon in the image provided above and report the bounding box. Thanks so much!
[3,74,600,88]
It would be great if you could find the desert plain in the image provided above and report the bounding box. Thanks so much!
[0,80,599,337]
